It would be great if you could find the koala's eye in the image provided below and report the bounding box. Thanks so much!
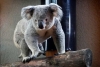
[35,20,37,22]
[45,19,48,21]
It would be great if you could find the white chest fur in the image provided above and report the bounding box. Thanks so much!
[36,25,55,43]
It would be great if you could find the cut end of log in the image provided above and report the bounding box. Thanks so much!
[83,48,92,67]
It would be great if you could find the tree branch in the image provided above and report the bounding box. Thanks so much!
[1,48,92,67]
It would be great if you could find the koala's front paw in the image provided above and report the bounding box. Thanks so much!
[37,50,45,57]
[22,57,31,63]
[30,50,44,59]
[54,52,65,56]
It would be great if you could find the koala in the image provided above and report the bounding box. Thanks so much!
[13,3,65,63]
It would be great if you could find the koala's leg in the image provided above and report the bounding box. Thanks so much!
[37,43,45,56]
[52,19,65,54]
[20,39,31,63]
[25,36,42,59]
[38,43,44,51]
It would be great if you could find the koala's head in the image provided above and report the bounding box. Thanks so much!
[21,3,63,30]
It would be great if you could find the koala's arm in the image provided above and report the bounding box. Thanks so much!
[24,23,41,57]
[52,18,65,54]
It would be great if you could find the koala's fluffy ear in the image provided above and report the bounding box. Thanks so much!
[21,6,34,20]
[49,3,61,12]
[49,3,63,21]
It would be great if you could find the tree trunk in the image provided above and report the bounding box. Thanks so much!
[1,48,92,67]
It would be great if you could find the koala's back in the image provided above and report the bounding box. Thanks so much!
[15,19,29,34]
[13,19,29,48]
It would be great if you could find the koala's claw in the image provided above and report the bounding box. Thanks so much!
[37,52,43,57]
[30,55,36,60]
[22,57,31,63]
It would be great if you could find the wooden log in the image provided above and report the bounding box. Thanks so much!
[1,48,92,67]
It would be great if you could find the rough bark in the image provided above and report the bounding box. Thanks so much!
[1,48,92,67]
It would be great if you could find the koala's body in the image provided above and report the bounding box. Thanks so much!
[13,3,65,63]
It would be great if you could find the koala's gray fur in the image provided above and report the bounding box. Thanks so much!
[13,3,65,63]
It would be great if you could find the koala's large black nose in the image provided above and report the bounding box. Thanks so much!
[38,21,44,29]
